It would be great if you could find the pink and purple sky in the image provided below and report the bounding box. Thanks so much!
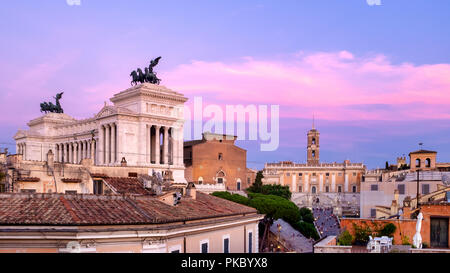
[1,0,450,169]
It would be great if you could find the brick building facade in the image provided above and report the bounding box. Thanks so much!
[183,132,253,191]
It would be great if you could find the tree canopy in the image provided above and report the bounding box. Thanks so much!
[211,191,319,240]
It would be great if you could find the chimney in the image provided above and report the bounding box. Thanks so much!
[186,182,196,200]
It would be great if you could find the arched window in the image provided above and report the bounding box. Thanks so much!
[311,186,316,194]
[237,179,241,191]
[216,171,225,184]
[416,159,421,168]
[312,151,316,158]
[425,158,431,168]
[198,177,203,185]
[312,138,316,145]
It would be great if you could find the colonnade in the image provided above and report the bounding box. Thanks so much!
[17,143,27,159]
[55,139,95,164]
[98,123,117,165]
[145,125,182,166]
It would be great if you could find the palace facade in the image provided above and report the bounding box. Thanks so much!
[13,83,187,184]
[262,125,366,216]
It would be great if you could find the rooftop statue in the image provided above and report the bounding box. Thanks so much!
[40,92,64,114]
[130,57,162,86]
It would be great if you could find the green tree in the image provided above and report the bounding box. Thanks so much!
[247,171,264,193]
[259,184,292,199]
[211,191,249,206]
[292,222,319,240]
[299,207,315,223]
[337,230,353,246]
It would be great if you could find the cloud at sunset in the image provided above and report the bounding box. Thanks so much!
[162,51,450,121]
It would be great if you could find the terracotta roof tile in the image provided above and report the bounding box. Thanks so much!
[103,177,152,195]
[0,192,257,226]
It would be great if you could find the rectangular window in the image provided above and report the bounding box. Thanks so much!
[223,238,229,253]
[370,209,376,218]
[217,178,223,184]
[286,173,290,176]
[338,186,342,193]
[218,153,223,160]
[312,173,316,176]
[422,184,430,194]
[0,184,5,193]
[353,172,357,176]
[299,173,302,176]
[248,232,253,253]
[201,242,208,253]
[93,180,103,194]
[128,172,138,177]
[338,173,342,176]
[299,186,302,192]
[171,250,180,253]
[397,184,405,195]
[326,173,330,177]
[325,186,329,193]
[371,185,378,191]
[65,190,77,195]
[352,186,357,193]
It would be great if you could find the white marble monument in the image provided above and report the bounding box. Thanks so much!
[14,83,188,183]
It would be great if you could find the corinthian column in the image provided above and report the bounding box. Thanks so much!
[111,123,116,164]
[98,125,104,165]
[74,142,78,164]
[155,125,161,164]
[62,143,66,163]
[105,124,111,165]
[68,143,73,164]
[146,125,151,164]
[163,126,169,165]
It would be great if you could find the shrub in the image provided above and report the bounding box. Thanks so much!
[401,235,411,245]
[352,222,372,245]
[337,230,353,246]
[422,242,428,248]
[378,223,397,238]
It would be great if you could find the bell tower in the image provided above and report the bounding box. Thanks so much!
[307,118,320,165]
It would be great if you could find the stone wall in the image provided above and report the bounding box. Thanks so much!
[313,236,352,253]
[340,218,417,245]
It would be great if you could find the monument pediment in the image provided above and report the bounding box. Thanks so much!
[95,105,137,119]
